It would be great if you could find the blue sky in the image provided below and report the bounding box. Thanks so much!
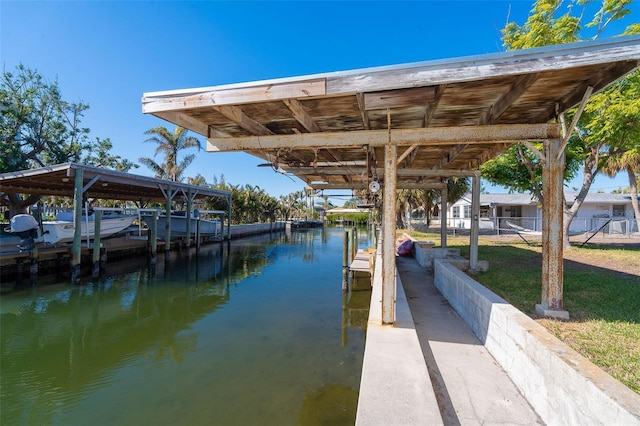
[1,1,636,202]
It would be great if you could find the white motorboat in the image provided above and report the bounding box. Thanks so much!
[41,210,137,244]
[5,210,138,247]
[140,210,222,239]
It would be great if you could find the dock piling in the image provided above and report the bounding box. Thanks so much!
[351,226,357,262]
[150,210,158,265]
[196,216,201,252]
[29,245,38,286]
[92,210,102,278]
[342,229,349,291]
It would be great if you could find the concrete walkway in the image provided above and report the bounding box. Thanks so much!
[396,256,542,425]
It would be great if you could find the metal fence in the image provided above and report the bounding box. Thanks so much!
[436,216,639,238]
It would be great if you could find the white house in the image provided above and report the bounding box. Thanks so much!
[448,192,639,235]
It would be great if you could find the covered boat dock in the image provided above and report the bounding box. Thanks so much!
[139,36,640,424]
[0,162,232,281]
[141,35,640,322]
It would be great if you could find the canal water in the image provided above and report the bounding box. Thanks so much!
[0,227,372,426]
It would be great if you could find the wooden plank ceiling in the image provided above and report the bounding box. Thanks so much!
[142,36,640,191]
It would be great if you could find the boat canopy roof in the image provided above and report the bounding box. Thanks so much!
[0,162,230,203]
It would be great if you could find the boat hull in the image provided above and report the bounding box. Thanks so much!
[41,216,137,244]
[142,215,221,239]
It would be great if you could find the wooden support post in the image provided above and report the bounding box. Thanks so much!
[196,216,201,252]
[342,229,349,291]
[440,185,448,248]
[29,245,38,286]
[92,210,102,278]
[186,187,192,248]
[150,210,158,265]
[469,173,480,271]
[382,141,397,325]
[351,226,357,262]
[536,138,569,319]
[227,194,232,240]
[71,168,83,284]
[165,184,172,261]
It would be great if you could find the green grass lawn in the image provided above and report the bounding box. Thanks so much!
[399,229,640,394]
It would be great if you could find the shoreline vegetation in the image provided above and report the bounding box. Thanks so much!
[398,227,640,394]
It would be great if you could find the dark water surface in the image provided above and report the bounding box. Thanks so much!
[1,228,372,426]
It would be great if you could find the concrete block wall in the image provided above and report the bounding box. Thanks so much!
[413,243,460,269]
[433,259,640,425]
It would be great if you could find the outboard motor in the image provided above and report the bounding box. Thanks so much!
[6,214,39,251]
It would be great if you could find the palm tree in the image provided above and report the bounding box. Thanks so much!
[601,147,640,231]
[395,189,421,230]
[139,126,202,182]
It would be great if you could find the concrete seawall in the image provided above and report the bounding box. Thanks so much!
[229,222,285,238]
[434,259,640,425]
[356,247,443,425]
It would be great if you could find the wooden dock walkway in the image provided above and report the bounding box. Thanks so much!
[349,248,375,279]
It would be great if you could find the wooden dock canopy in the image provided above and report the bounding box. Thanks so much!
[141,36,639,322]
[0,162,230,203]
[142,36,639,190]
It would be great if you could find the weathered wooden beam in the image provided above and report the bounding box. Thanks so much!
[216,105,274,136]
[364,86,437,110]
[397,144,418,165]
[283,98,321,133]
[479,73,538,125]
[558,86,593,158]
[142,78,326,113]
[317,148,351,182]
[425,84,446,127]
[436,143,468,168]
[523,141,546,162]
[356,93,371,130]
[309,182,447,190]
[207,123,560,152]
[325,38,640,94]
[208,126,232,138]
[285,166,478,177]
[538,61,638,123]
[152,111,210,136]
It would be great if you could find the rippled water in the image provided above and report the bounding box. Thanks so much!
[1,228,372,426]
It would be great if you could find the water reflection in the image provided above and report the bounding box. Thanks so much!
[1,228,371,426]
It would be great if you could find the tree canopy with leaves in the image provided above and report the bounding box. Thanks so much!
[82,137,138,172]
[481,0,639,247]
[1,65,92,214]
[1,65,144,215]
[1,65,91,173]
